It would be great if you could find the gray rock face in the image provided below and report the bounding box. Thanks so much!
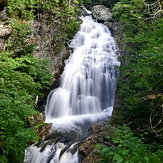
[29,17,69,75]
[0,0,10,52]
[79,122,115,163]
[92,5,112,22]
[0,7,7,19]
[0,3,12,53]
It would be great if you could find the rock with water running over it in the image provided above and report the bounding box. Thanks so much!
[92,5,112,22]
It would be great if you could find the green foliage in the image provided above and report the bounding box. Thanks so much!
[7,0,37,20]
[7,0,81,50]
[6,20,32,53]
[109,3,163,163]
[112,0,145,38]
[96,126,163,163]
[7,0,60,20]
[7,0,82,20]
[84,0,119,8]
[1,0,80,162]
[15,56,53,91]
[34,121,46,130]
[112,0,163,136]
[66,17,81,39]
[1,2,54,162]
[0,50,52,162]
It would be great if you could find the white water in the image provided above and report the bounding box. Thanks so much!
[24,14,120,163]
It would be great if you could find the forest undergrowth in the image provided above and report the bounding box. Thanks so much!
[96,0,163,162]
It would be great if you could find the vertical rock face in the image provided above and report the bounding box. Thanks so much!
[0,7,7,20]
[28,13,70,79]
[0,0,70,75]
[0,0,8,20]
[0,0,12,53]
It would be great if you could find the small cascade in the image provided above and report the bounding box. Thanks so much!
[24,14,120,163]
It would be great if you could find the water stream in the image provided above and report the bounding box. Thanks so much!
[24,14,120,163]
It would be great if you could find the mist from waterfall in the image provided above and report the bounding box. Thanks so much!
[24,14,120,163]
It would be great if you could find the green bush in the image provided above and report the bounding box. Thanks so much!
[96,126,163,163]
[7,0,60,20]
[0,50,53,162]
[5,20,32,54]
[7,0,81,20]
[112,0,163,135]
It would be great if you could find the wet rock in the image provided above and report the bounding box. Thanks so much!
[37,123,52,138]
[92,5,112,22]
[81,151,101,163]
[28,12,71,103]
[79,135,97,156]
[104,21,120,37]
[29,112,52,139]
[79,122,115,163]
[89,121,106,134]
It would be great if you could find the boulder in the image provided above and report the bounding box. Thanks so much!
[92,5,112,22]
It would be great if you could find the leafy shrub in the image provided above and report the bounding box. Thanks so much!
[7,0,60,20]
[112,0,163,136]
[96,126,163,163]
[112,0,145,38]
[7,0,81,20]
[0,50,52,162]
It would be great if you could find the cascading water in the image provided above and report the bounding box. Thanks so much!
[24,13,120,163]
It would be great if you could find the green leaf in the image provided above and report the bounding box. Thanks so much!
[144,157,149,162]
[121,150,128,156]
[113,154,124,163]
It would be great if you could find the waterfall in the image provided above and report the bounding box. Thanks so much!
[24,14,120,163]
